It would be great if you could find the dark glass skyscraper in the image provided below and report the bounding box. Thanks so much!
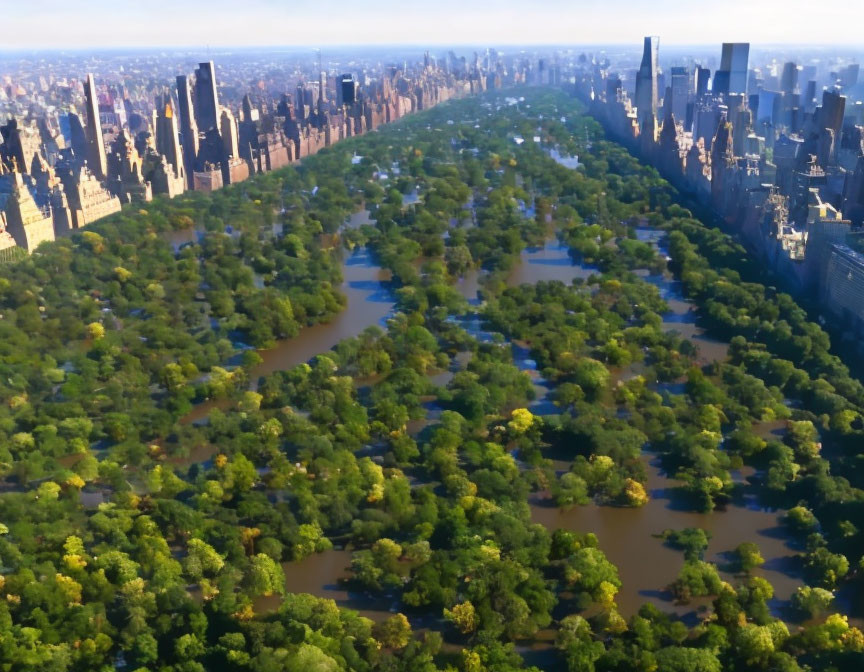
[193,61,220,132]
[340,74,357,105]
[176,74,199,188]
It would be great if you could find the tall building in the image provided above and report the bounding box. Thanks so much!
[634,36,659,126]
[340,74,357,105]
[194,61,220,132]
[0,172,56,251]
[154,94,185,184]
[780,61,799,95]
[319,70,327,103]
[718,43,750,96]
[668,66,690,124]
[83,74,108,179]
[220,108,239,160]
[176,75,199,189]
[694,66,711,98]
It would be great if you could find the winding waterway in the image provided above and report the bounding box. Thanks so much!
[181,245,395,425]
[170,205,800,629]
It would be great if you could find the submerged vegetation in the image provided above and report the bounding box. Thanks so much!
[0,87,863,671]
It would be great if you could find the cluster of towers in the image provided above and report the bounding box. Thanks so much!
[0,52,501,253]
[578,38,864,333]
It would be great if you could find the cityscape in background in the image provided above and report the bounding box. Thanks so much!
[3,41,864,334]
[575,40,864,343]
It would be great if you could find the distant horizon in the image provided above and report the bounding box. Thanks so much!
[3,0,862,51]
[2,42,864,50]
[1,43,862,58]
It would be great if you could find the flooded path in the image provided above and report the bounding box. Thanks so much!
[507,238,596,287]
[530,455,800,619]
[181,246,394,424]
[253,548,397,622]
[176,202,797,628]
[249,247,393,380]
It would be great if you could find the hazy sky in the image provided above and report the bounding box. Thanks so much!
[4,0,862,50]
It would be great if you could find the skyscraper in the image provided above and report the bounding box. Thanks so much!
[154,94,184,182]
[634,36,659,126]
[194,61,220,132]
[319,70,327,104]
[669,66,691,123]
[780,62,799,95]
[718,43,750,96]
[220,109,239,160]
[694,66,711,99]
[176,75,199,189]
[340,74,357,105]
[83,74,107,180]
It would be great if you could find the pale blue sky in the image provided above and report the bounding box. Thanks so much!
[4,0,862,49]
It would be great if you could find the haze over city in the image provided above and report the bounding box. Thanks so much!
[2,3,864,672]
[3,0,863,49]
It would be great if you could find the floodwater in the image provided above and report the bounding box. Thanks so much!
[248,247,394,381]
[634,231,730,366]
[507,238,597,287]
[456,269,483,304]
[346,208,374,229]
[530,454,801,620]
[181,246,394,424]
[180,211,796,631]
[253,548,396,622]
[162,228,204,254]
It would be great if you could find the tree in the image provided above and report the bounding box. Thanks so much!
[444,601,477,634]
[184,538,225,580]
[293,523,332,560]
[804,547,849,589]
[508,408,537,434]
[621,478,648,507]
[654,647,722,672]
[373,613,413,649]
[733,624,784,667]
[247,553,285,597]
[284,644,339,672]
[175,633,205,661]
[571,358,610,400]
[790,586,834,619]
[669,561,722,602]
[87,322,106,340]
[733,542,765,573]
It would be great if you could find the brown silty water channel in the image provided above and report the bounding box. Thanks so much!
[171,210,801,635]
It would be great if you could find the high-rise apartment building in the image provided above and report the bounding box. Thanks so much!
[154,94,185,183]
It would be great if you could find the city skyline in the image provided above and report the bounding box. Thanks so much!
[3,0,863,50]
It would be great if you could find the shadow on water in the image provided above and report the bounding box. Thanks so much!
[508,239,597,287]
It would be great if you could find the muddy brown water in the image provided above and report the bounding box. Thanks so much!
[180,225,799,632]
[507,239,597,287]
[530,454,801,620]
[163,228,202,252]
[252,548,397,622]
[181,246,395,425]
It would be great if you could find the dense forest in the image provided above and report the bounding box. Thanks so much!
[0,87,862,671]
